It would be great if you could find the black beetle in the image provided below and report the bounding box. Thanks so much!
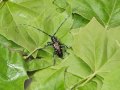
[21,16,70,65]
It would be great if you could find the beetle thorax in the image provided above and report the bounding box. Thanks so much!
[51,36,58,43]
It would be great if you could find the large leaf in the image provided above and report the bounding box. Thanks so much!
[0,34,22,50]
[53,0,90,29]
[27,67,66,90]
[25,49,53,71]
[72,13,89,29]
[1,1,120,90]
[54,0,120,29]
[101,62,120,90]
[53,53,92,78]
[0,44,28,90]
[0,0,39,52]
[0,0,73,56]
[71,18,120,90]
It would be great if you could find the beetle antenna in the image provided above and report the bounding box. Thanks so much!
[20,24,52,37]
[53,16,70,36]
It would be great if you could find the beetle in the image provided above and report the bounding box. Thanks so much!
[21,16,70,65]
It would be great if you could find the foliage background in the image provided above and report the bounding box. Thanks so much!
[0,0,120,90]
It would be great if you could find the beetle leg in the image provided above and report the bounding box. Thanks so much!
[47,42,53,46]
[61,44,69,55]
[60,44,72,49]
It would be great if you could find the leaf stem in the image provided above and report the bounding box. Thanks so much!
[71,72,97,89]
[79,72,96,87]
[24,45,48,59]
[24,47,41,59]
[71,77,88,90]
[105,0,117,30]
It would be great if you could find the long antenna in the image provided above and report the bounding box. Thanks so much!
[53,15,70,36]
[20,24,52,37]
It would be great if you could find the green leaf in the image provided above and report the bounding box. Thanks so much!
[25,50,53,71]
[0,44,28,90]
[51,53,95,89]
[72,18,107,71]
[0,0,73,58]
[0,1,39,52]
[27,67,66,90]
[101,63,120,90]
[53,0,90,29]
[65,72,82,90]
[1,1,120,90]
[72,13,89,29]
[77,81,97,90]
[0,34,22,50]
[53,0,69,9]
[54,0,120,29]
[72,18,120,90]
[54,54,92,78]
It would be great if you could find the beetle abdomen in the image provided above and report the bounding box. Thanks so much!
[53,42,63,58]
[55,48,63,58]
